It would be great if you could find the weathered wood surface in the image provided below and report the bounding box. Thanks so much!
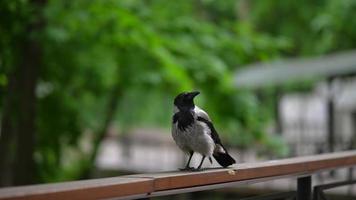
[1,150,356,200]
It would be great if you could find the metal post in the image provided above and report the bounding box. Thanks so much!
[327,77,335,153]
[297,176,312,200]
[274,87,283,135]
[327,77,336,177]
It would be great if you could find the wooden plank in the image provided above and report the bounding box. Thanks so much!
[1,151,356,200]
[0,177,153,200]
[131,173,309,200]
[127,150,356,191]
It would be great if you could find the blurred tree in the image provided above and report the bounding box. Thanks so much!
[311,0,356,53]
[250,0,325,55]
[250,0,356,55]
[4,0,355,185]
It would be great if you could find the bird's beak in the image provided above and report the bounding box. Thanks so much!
[187,91,200,99]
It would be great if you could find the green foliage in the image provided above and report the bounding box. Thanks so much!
[2,0,356,183]
[250,0,356,55]
[311,0,356,53]
[250,0,325,55]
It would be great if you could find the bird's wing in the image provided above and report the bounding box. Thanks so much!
[194,106,222,145]
[195,107,235,166]
[197,116,222,144]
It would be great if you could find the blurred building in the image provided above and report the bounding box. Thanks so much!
[235,50,356,156]
[281,79,356,156]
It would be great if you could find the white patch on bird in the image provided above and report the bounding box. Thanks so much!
[194,106,211,121]
[215,144,226,154]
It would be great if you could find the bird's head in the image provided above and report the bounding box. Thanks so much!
[174,91,200,111]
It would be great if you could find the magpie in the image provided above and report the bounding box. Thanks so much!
[172,91,236,171]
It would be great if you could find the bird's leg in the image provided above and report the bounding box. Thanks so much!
[193,156,206,171]
[186,151,194,168]
[208,157,213,164]
[179,151,194,171]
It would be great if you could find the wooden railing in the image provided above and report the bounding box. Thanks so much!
[1,150,356,200]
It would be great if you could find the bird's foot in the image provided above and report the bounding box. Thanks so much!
[179,167,194,171]
[191,167,204,172]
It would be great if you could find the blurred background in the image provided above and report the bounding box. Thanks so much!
[1,0,356,199]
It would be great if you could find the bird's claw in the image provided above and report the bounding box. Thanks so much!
[179,167,194,171]
[191,167,204,172]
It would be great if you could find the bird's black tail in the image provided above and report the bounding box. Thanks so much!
[213,152,236,168]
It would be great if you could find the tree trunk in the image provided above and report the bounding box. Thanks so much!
[0,74,19,186]
[0,0,46,186]
[13,40,41,185]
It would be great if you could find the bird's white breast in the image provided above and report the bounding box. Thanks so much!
[172,106,215,156]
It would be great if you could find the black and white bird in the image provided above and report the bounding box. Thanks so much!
[172,91,236,171]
